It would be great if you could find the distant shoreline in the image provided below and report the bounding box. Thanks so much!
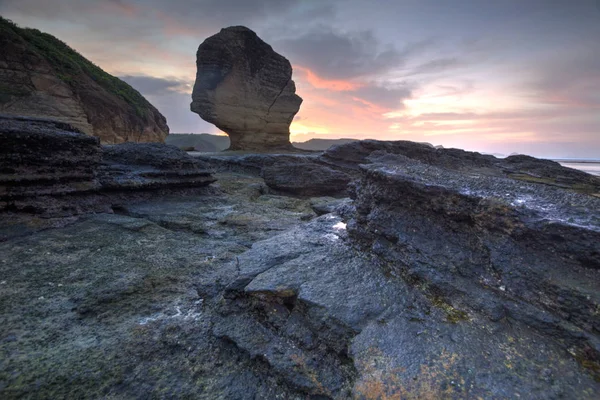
[552,159,600,163]
[557,161,600,176]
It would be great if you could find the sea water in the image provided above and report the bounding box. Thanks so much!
[556,159,600,177]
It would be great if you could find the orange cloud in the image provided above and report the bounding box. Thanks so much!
[294,66,360,91]
[350,97,392,114]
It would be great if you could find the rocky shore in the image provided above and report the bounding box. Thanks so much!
[1,116,599,399]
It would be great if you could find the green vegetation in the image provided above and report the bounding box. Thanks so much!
[509,173,599,196]
[0,16,149,117]
[429,294,469,324]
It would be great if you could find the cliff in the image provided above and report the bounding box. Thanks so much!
[0,17,169,143]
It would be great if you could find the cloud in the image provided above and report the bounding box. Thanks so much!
[403,58,464,77]
[294,67,413,111]
[351,84,413,110]
[294,66,360,91]
[526,49,600,110]
[2,0,599,158]
[119,75,192,96]
[277,28,405,80]
[142,0,296,26]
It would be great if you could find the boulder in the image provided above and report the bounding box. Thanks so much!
[195,152,318,176]
[191,26,302,151]
[261,163,351,197]
[0,17,169,144]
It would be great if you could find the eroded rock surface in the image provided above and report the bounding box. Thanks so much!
[196,152,353,197]
[0,116,214,217]
[0,17,169,143]
[261,163,351,197]
[1,139,599,399]
[99,142,215,191]
[191,26,302,151]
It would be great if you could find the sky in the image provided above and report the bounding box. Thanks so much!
[1,0,599,158]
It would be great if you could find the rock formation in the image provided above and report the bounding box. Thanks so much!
[0,115,214,216]
[0,17,169,144]
[191,26,302,151]
[261,163,351,197]
[1,136,599,398]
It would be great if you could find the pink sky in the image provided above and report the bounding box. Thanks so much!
[2,0,599,158]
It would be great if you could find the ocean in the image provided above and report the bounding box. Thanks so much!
[555,160,600,176]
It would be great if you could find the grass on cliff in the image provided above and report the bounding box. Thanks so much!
[0,16,149,117]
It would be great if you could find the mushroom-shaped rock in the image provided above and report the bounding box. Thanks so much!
[190,26,302,151]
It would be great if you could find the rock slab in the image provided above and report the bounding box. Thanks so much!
[191,26,302,151]
[0,115,215,216]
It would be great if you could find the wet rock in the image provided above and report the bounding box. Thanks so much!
[217,213,599,399]
[191,26,302,151]
[0,173,322,399]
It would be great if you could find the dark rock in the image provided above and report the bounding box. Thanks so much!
[196,152,318,176]
[219,213,599,398]
[322,139,600,193]
[261,163,352,197]
[0,173,326,399]
[347,147,600,384]
[191,26,302,151]
[0,115,102,214]
[0,116,215,216]
[195,152,352,196]
[502,154,600,190]
[2,136,599,398]
[165,133,230,152]
[99,143,216,190]
[321,140,499,173]
[309,197,353,216]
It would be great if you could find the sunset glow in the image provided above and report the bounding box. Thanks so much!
[2,0,598,158]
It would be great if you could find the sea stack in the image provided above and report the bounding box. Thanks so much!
[190,26,302,151]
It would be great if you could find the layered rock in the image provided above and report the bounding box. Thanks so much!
[196,152,353,197]
[0,115,102,214]
[2,134,600,398]
[322,139,600,192]
[191,26,302,151]
[261,163,351,196]
[342,141,600,386]
[0,115,214,216]
[99,143,216,190]
[0,17,169,144]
